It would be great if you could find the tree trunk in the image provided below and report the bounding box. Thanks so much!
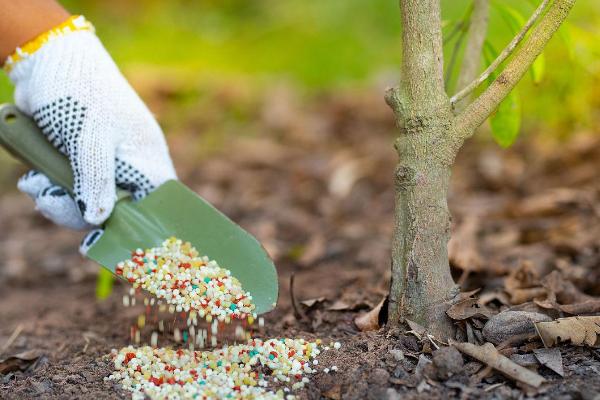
[387,103,459,338]
[385,0,459,338]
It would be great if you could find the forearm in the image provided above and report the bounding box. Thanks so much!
[0,0,70,61]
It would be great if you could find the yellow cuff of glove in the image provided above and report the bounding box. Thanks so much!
[4,15,94,72]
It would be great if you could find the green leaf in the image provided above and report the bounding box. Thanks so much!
[492,1,545,84]
[493,2,525,34]
[483,40,498,67]
[490,89,522,148]
[483,40,522,148]
[558,21,576,62]
[96,268,115,300]
[531,52,545,84]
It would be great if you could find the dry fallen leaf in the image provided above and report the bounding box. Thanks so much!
[298,234,327,266]
[510,353,539,368]
[478,291,511,307]
[446,298,493,321]
[510,188,584,218]
[542,270,594,305]
[450,340,545,388]
[0,350,42,374]
[465,321,477,344]
[327,300,352,311]
[322,384,342,400]
[406,319,427,340]
[300,297,327,309]
[328,157,372,198]
[535,316,600,348]
[354,297,386,332]
[559,299,600,315]
[448,217,482,272]
[326,291,372,311]
[533,348,564,376]
[504,261,546,305]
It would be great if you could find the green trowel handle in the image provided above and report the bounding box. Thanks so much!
[0,104,75,192]
[0,104,128,200]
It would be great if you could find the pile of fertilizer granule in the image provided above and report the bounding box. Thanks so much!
[108,338,341,399]
[107,238,340,399]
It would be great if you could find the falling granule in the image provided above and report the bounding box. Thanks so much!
[115,237,256,323]
[107,338,332,399]
[235,325,245,340]
[196,332,205,348]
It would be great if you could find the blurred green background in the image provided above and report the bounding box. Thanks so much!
[0,0,599,186]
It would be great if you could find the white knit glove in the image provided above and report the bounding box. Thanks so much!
[7,16,177,252]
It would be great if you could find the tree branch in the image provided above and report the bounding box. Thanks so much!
[454,0,489,111]
[396,0,447,115]
[455,0,576,137]
[451,0,550,107]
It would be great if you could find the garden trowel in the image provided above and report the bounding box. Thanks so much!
[0,104,278,314]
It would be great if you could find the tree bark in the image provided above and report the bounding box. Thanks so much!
[387,115,459,338]
[387,0,459,338]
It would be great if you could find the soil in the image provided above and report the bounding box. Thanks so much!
[2,88,600,399]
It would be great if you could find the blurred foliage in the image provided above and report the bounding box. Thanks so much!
[95,267,115,300]
[0,0,597,140]
[0,0,598,292]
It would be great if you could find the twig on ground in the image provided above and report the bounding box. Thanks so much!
[290,273,306,321]
[484,382,505,392]
[450,340,546,388]
[0,324,23,356]
[471,365,493,386]
[82,336,90,354]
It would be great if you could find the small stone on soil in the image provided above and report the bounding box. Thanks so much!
[389,349,404,362]
[483,311,552,344]
[368,368,390,386]
[432,346,464,379]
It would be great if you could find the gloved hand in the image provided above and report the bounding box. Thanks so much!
[6,16,177,253]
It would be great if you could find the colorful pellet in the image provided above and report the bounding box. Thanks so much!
[107,338,332,399]
[115,237,257,323]
[109,238,342,399]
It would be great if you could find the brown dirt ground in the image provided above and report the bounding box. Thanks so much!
[2,87,600,399]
